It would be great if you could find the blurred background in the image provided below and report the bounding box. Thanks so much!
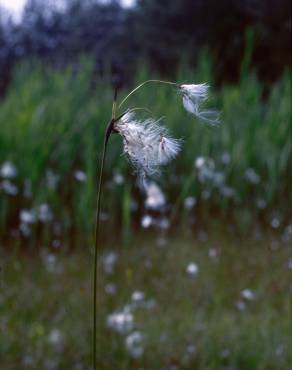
[0,0,291,369]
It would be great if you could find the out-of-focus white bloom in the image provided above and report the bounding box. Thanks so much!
[195,156,215,183]
[20,209,36,224]
[74,170,87,182]
[0,161,17,178]
[19,222,31,236]
[102,251,118,274]
[213,171,225,187]
[282,224,292,243]
[208,247,219,259]
[107,308,134,334]
[241,288,255,301]
[113,171,124,185]
[46,169,60,190]
[187,344,197,354]
[48,328,62,346]
[145,181,166,210]
[245,168,260,184]
[184,196,196,209]
[1,180,18,195]
[141,214,152,228]
[186,262,199,276]
[38,204,53,222]
[115,112,181,182]
[125,331,144,358]
[131,291,145,303]
[270,217,280,229]
[179,84,220,126]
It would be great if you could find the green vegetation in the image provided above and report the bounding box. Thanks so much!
[0,57,291,244]
[0,55,291,369]
[1,235,291,369]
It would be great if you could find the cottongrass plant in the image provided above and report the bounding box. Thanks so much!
[93,79,220,368]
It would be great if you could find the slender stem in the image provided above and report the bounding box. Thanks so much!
[93,88,117,369]
[118,79,177,109]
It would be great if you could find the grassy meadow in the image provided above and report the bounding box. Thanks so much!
[0,56,291,369]
[1,235,291,369]
[0,58,291,244]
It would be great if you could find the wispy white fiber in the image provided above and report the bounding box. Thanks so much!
[179,84,220,126]
[115,112,181,183]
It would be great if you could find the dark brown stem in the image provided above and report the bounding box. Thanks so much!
[93,87,117,369]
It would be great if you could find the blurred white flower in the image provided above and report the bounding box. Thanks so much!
[195,156,207,169]
[41,252,57,273]
[208,247,219,259]
[145,181,166,210]
[131,291,145,303]
[48,328,62,346]
[0,161,17,178]
[38,204,53,222]
[245,168,260,184]
[186,262,199,276]
[179,84,220,126]
[74,170,87,182]
[20,209,36,224]
[271,217,280,229]
[141,214,152,228]
[113,171,124,185]
[186,344,197,354]
[213,171,225,187]
[184,196,196,209]
[195,157,215,183]
[102,251,118,274]
[282,224,292,243]
[241,288,255,301]
[107,308,134,334]
[1,180,18,195]
[46,169,60,189]
[125,331,144,358]
[115,112,181,182]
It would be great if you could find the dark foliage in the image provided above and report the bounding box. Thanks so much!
[0,0,291,95]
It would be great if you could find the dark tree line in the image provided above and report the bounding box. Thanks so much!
[0,0,291,95]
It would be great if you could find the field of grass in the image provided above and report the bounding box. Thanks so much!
[0,57,291,245]
[1,234,291,369]
[0,56,291,369]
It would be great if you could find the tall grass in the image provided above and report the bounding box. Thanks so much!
[0,57,291,245]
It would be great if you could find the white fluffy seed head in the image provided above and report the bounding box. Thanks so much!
[179,83,220,126]
[158,136,182,164]
[114,112,182,184]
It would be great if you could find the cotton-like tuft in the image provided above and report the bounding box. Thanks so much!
[114,112,181,184]
[179,84,220,126]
